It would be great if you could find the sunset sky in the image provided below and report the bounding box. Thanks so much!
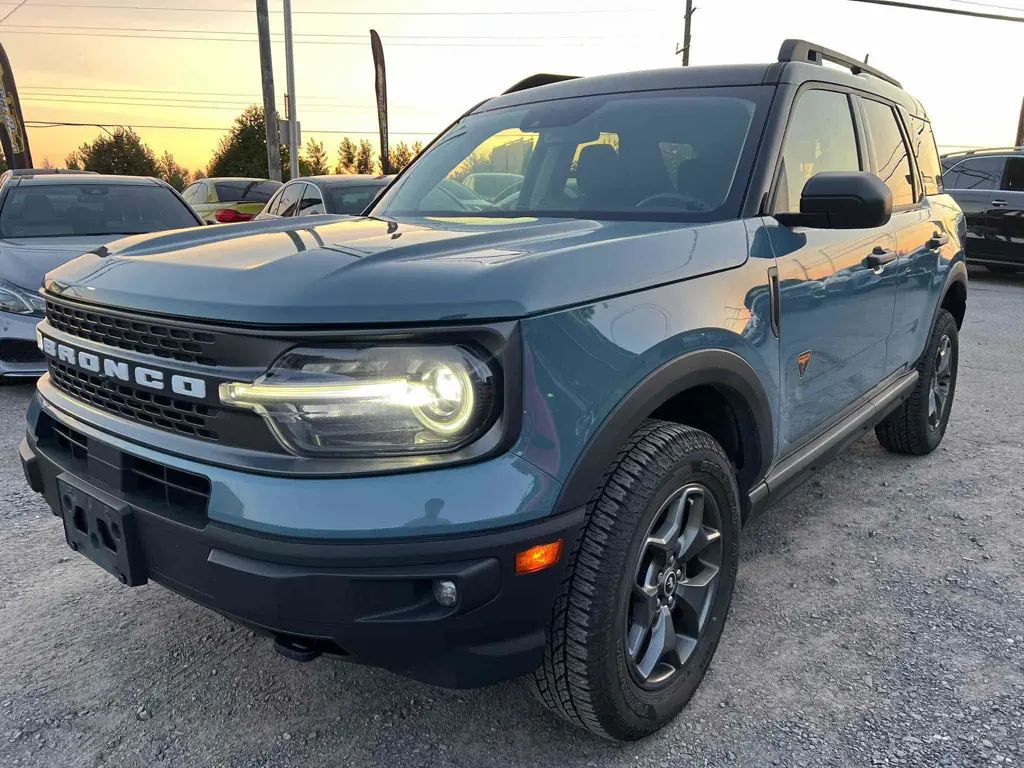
[2,0,1021,175]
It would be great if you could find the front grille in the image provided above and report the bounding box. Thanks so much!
[50,360,221,441]
[48,418,211,518]
[46,301,218,366]
[0,339,45,364]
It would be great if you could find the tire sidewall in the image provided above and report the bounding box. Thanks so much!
[602,441,741,735]
[917,311,959,451]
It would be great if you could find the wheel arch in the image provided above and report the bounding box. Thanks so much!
[553,349,774,515]
[939,262,967,330]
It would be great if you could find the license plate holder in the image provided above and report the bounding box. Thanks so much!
[56,473,147,587]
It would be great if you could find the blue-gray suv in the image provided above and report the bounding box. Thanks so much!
[20,40,967,740]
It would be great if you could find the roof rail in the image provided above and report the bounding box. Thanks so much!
[941,145,1024,158]
[502,73,578,95]
[778,39,902,89]
[7,168,98,176]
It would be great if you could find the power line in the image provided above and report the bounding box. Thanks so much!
[19,93,425,113]
[3,23,654,41]
[845,0,1024,21]
[0,2,657,15]
[25,119,437,136]
[0,29,630,45]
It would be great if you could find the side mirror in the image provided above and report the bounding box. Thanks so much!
[776,171,892,230]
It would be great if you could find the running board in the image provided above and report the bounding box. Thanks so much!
[745,369,919,526]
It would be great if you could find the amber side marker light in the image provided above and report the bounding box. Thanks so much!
[515,540,563,575]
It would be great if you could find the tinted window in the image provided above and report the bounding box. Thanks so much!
[0,183,198,238]
[327,184,384,214]
[1002,157,1024,191]
[214,180,279,203]
[263,188,285,216]
[298,183,324,215]
[275,183,304,217]
[945,156,1004,191]
[776,89,860,214]
[861,99,915,207]
[374,88,768,221]
[907,115,943,196]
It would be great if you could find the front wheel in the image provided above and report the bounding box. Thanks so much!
[530,420,740,741]
[875,308,959,455]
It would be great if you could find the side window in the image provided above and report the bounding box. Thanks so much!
[276,184,304,217]
[775,89,860,214]
[1002,157,1024,192]
[181,183,199,204]
[907,115,943,196]
[262,188,284,216]
[298,183,324,215]
[860,99,915,207]
[946,156,1004,191]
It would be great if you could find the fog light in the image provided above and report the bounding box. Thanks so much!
[433,579,458,607]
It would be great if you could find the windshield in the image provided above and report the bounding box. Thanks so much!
[373,87,769,221]
[0,183,199,238]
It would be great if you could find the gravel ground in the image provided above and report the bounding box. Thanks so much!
[1,270,1022,768]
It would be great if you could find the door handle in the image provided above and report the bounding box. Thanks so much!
[991,199,1008,207]
[863,247,897,270]
[927,232,949,250]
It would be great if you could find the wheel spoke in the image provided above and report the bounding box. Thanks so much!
[635,605,675,681]
[627,580,660,660]
[928,388,939,422]
[645,493,687,556]
[674,564,719,637]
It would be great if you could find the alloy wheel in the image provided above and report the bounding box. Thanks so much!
[928,334,953,431]
[625,484,723,689]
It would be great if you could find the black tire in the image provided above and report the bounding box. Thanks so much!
[530,420,741,741]
[875,308,958,455]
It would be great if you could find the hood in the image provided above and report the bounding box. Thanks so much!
[45,215,750,325]
[0,235,114,291]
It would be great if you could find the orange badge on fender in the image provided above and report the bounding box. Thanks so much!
[797,351,812,378]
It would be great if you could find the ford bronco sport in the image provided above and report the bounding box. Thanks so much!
[21,40,967,740]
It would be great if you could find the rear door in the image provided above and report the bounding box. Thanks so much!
[942,155,1003,259]
[989,155,1024,266]
[857,98,944,373]
[769,87,898,453]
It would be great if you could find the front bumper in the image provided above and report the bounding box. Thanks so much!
[0,311,45,377]
[22,394,585,688]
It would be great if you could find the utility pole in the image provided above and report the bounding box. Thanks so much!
[283,0,299,180]
[676,0,695,66]
[1016,96,1024,147]
[255,0,281,182]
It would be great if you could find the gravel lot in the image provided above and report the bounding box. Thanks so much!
[1,270,1022,768]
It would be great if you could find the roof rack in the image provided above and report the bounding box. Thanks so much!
[940,146,1024,158]
[502,73,578,95]
[778,39,902,89]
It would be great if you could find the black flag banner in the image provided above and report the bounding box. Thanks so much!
[370,29,389,176]
[0,44,32,170]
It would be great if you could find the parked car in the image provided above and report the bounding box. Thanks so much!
[253,175,394,221]
[181,177,281,224]
[940,146,1024,273]
[22,40,967,741]
[0,169,202,379]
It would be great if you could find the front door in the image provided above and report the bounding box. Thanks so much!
[768,87,898,454]
[942,155,1004,260]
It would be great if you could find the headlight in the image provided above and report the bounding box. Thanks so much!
[220,345,500,457]
[0,280,45,316]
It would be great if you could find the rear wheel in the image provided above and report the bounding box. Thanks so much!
[875,309,958,455]
[530,420,740,741]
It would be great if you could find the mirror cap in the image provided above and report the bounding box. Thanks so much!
[777,171,893,230]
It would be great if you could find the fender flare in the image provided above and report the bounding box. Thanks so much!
[937,259,968,326]
[553,349,775,514]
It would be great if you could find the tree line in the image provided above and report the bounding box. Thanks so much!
[56,105,423,191]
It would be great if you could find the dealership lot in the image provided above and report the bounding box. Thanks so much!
[1,270,1021,768]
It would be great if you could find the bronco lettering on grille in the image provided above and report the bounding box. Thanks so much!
[40,336,208,400]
